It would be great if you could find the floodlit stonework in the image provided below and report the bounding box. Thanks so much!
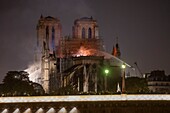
[36,15,61,93]
[0,95,170,113]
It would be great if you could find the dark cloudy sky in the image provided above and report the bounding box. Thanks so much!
[0,0,170,82]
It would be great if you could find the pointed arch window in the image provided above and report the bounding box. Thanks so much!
[45,26,49,50]
[82,27,85,39]
[88,28,92,39]
[46,26,49,36]
[52,26,55,50]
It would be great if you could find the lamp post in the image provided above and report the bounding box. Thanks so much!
[121,64,126,94]
[104,69,109,91]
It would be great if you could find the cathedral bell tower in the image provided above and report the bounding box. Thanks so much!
[36,15,61,93]
[72,17,99,39]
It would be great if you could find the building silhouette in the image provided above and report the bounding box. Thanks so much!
[147,70,170,93]
[35,15,124,94]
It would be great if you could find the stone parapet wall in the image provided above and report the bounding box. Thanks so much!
[0,95,170,113]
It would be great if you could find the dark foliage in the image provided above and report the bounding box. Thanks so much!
[125,77,149,94]
[0,71,44,96]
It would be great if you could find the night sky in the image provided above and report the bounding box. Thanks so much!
[0,0,170,82]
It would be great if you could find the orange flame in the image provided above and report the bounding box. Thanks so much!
[75,46,95,56]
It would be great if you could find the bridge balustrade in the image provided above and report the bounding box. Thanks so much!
[0,95,170,113]
[1,107,79,113]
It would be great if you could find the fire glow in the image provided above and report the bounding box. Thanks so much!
[75,46,96,57]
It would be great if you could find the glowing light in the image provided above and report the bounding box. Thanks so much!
[104,69,109,74]
[58,107,67,113]
[1,109,8,113]
[36,108,43,113]
[69,107,78,113]
[75,46,96,56]
[121,64,126,69]
[13,108,20,113]
[24,108,31,113]
[46,108,55,113]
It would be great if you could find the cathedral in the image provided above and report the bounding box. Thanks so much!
[34,15,123,94]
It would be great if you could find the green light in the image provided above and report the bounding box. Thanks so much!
[104,69,109,74]
[122,64,126,69]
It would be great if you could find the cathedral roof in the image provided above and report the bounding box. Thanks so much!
[41,16,60,22]
[74,16,96,24]
[80,17,93,20]
[45,16,55,19]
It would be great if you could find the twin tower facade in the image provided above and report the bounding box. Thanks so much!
[36,15,102,93]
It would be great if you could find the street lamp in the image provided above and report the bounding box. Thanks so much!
[105,69,109,75]
[121,64,126,94]
[121,64,126,69]
[104,69,109,91]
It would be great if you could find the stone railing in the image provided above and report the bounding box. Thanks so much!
[0,94,170,113]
